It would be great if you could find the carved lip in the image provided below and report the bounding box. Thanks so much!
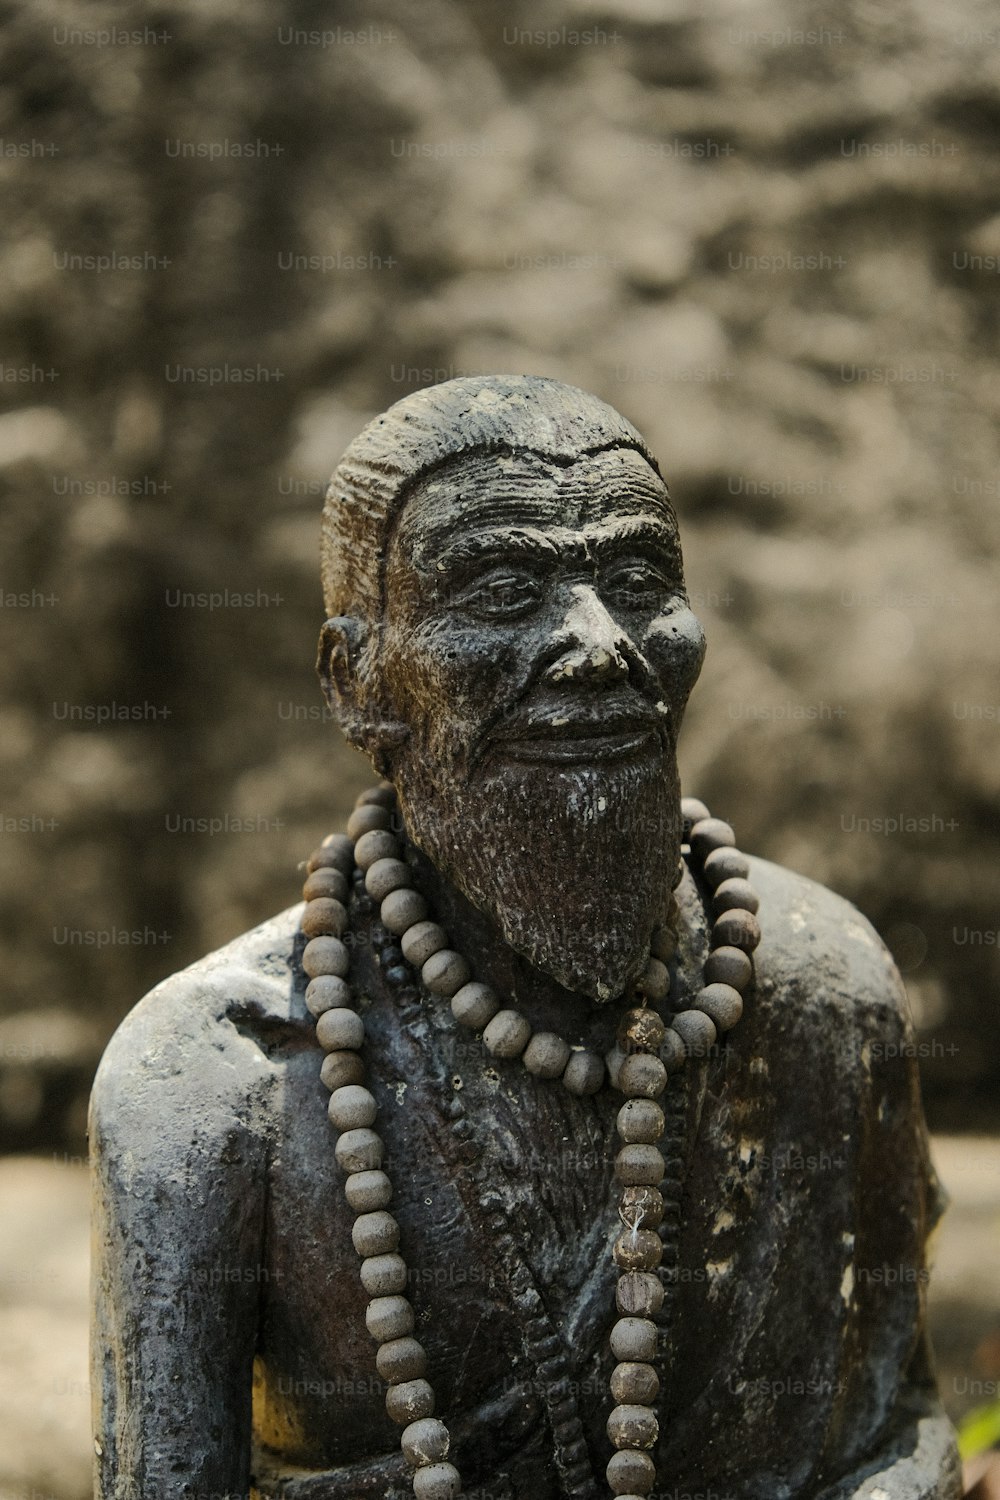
[491,711,664,764]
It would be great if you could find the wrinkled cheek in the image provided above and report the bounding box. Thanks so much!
[381,619,520,765]
[642,607,707,711]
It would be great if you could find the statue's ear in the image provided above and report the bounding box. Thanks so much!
[317,616,409,775]
[317,616,363,713]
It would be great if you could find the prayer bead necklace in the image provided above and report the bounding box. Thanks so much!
[296,784,760,1499]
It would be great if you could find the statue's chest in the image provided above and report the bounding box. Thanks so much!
[257,999,630,1463]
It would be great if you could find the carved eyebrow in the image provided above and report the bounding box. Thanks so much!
[586,518,680,562]
[427,517,680,578]
[430,528,560,575]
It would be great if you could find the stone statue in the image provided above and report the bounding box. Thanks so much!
[90,376,962,1500]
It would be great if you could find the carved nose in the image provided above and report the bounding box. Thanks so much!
[543,585,632,686]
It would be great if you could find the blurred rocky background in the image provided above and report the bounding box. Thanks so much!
[1,0,999,1491]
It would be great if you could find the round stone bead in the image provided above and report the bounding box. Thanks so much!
[712,908,761,953]
[352,1210,400,1257]
[618,1054,667,1100]
[611,1361,659,1406]
[613,1229,663,1271]
[307,836,353,875]
[345,1169,392,1214]
[712,877,759,916]
[401,1416,450,1466]
[328,1084,377,1130]
[635,958,669,1004]
[451,981,500,1030]
[365,857,413,902]
[671,1009,718,1057]
[695,982,743,1032]
[360,1253,408,1297]
[302,867,349,903]
[618,1007,665,1053]
[562,1050,606,1096]
[385,1378,435,1425]
[616,1271,664,1317]
[365,1294,414,1342]
[376,1335,427,1384]
[302,936,350,979]
[619,1185,664,1229]
[354,829,401,870]
[703,944,753,991]
[306,974,352,1017]
[607,1450,656,1494]
[320,1050,365,1092]
[660,1029,686,1074]
[412,1461,462,1499]
[421,949,472,998]
[610,1317,657,1363]
[523,1032,572,1079]
[301,898,348,939]
[649,923,677,963]
[483,1010,532,1059]
[347,804,391,839]
[381,887,429,936]
[688,818,736,862]
[357,782,397,809]
[401,922,449,968]
[617,1099,665,1144]
[605,1044,627,1089]
[680,795,711,830]
[316,1008,364,1053]
[334,1128,384,1174]
[615,1145,665,1186]
[608,1404,659,1451]
[702,845,751,887]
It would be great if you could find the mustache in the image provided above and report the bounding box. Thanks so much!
[491,691,667,740]
[461,637,668,772]
[471,683,671,771]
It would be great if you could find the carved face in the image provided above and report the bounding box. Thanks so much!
[371,445,706,1001]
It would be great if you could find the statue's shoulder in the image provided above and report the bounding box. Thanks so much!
[89,903,307,1135]
[743,853,908,1028]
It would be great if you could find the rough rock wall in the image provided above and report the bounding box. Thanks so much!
[1,0,998,1148]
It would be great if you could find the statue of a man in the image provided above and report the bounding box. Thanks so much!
[90,376,961,1500]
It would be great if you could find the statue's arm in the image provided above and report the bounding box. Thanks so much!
[89,970,272,1500]
[832,1339,963,1500]
[837,985,963,1500]
[749,857,963,1499]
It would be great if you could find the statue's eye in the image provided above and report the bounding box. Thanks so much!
[460,569,542,619]
[602,562,674,606]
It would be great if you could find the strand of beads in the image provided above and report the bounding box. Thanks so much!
[602,797,760,1499]
[301,784,760,1500]
[605,996,669,1497]
[345,787,673,1098]
[370,916,602,1500]
[300,798,464,1500]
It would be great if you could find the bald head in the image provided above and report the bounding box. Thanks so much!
[320,374,665,627]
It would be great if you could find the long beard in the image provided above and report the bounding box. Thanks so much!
[394,749,680,1001]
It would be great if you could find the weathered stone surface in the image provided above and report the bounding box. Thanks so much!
[1,0,999,1161]
[88,373,962,1498]
[3,1140,997,1497]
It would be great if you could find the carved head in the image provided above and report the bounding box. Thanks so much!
[318,376,705,1001]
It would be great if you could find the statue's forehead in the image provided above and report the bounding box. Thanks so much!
[392,447,675,565]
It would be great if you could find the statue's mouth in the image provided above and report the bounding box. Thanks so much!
[488,697,666,764]
[495,724,662,764]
